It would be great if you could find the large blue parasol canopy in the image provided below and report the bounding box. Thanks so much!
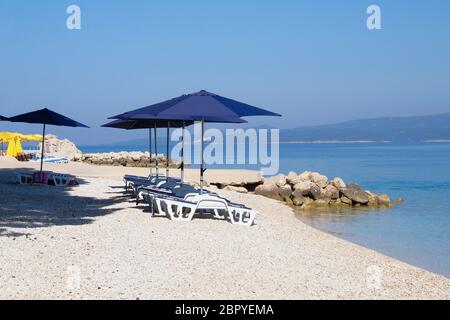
[109,90,280,122]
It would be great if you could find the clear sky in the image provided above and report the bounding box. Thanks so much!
[0,0,449,145]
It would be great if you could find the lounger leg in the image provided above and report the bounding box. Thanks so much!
[212,209,227,220]
[227,208,256,226]
[154,198,170,218]
[136,190,146,205]
[149,196,154,215]
[147,194,160,216]
[126,182,134,193]
[163,200,196,221]
[18,174,33,185]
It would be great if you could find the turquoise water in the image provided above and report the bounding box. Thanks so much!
[80,142,450,277]
[278,142,450,278]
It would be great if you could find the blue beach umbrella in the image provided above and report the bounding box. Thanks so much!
[110,90,281,121]
[0,116,7,155]
[109,90,280,192]
[6,108,89,180]
[102,119,194,180]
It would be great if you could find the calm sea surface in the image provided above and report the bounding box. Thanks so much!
[80,142,450,277]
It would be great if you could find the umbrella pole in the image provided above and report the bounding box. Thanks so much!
[154,123,158,178]
[166,121,170,179]
[39,124,46,182]
[181,121,185,182]
[200,118,205,194]
[148,128,152,178]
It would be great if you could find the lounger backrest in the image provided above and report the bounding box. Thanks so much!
[172,185,198,198]
[158,180,182,190]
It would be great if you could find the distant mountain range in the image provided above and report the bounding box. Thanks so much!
[92,112,450,147]
[280,113,450,143]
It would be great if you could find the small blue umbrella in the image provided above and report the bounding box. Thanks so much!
[7,108,89,128]
[6,108,89,180]
[102,119,194,180]
[109,90,280,192]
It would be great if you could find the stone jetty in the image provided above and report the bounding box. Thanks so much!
[73,152,180,168]
[213,171,394,209]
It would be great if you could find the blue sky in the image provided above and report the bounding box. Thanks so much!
[0,0,449,145]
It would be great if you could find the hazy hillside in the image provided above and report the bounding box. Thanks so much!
[280,113,450,142]
[90,113,450,148]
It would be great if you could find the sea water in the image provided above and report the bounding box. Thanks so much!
[279,142,450,278]
[80,142,450,277]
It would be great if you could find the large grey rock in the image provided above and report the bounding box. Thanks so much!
[298,171,312,181]
[324,184,340,200]
[309,184,322,200]
[377,194,392,207]
[291,190,306,206]
[274,174,287,187]
[263,174,287,187]
[255,184,283,201]
[286,171,301,185]
[310,172,328,188]
[332,177,347,189]
[278,184,292,200]
[42,134,82,161]
[139,155,149,163]
[130,152,142,161]
[309,184,332,201]
[341,184,369,204]
[365,191,379,206]
[340,196,353,205]
[293,180,314,195]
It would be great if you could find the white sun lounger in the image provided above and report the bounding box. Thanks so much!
[153,193,257,226]
[30,156,69,164]
[17,172,33,185]
[123,175,175,194]
[51,173,76,187]
[135,180,196,203]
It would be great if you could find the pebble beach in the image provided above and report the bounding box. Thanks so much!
[0,158,449,299]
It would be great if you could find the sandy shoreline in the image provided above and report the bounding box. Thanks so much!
[0,159,449,299]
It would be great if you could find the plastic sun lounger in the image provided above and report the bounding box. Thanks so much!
[136,181,213,205]
[123,175,178,193]
[134,178,182,195]
[135,181,183,204]
[123,175,158,193]
[17,172,33,185]
[51,173,76,187]
[153,193,257,226]
[139,183,255,226]
[17,172,75,187]
[30,156,69,164]
[129,177,174,195]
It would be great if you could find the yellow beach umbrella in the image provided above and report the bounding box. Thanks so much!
[0,133,19,156]
[0,132,18,141]
[6,136,23,157]
[0,132,43,157]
